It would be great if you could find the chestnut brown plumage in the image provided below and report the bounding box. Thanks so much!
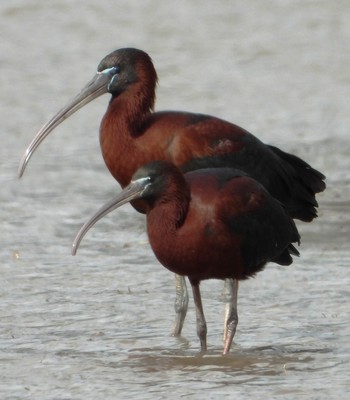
[19,47,325,340]
[72,161,300,354]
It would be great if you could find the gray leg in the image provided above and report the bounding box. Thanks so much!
[190,282,207,352]
[223,279,239,355]
[172,274,189,336]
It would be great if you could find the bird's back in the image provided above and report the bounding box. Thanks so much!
[168,168,300,283]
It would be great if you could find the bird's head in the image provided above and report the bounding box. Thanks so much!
[71,161,180,255]
[18,48,157,177]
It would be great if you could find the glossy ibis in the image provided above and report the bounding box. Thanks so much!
[18,47,325,339]
[72,161,300,354]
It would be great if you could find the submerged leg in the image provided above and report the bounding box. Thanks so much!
[223,279,239,355]
[190,282,207,352]
[172,274,189,336]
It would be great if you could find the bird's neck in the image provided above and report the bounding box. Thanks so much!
[147,178,191,260]
[99,89,154,187]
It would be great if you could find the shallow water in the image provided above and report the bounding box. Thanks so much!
[1,0,349,399]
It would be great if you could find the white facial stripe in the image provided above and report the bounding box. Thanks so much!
[132,177,151,185]
[99,67,117,75]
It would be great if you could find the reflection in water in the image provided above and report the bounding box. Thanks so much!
[125,343,332,376]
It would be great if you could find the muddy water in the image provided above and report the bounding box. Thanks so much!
[1,1,349,399]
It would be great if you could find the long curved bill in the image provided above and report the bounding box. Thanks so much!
[72,178,149,255]
[18,71,111,178]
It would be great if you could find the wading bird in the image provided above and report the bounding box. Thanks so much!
[18,48,325,340]
[72,161,300,354]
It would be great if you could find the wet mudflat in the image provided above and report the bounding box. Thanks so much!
[1,1,349,399]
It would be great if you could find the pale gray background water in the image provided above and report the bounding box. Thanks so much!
[1,1,349,399]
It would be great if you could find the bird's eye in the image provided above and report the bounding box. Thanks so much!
[146,175,156,183]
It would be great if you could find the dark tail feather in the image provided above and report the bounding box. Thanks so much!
[268,145,326,222]
[269,145,326,194]
[288,243,300,257]
[273,244,300,266]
